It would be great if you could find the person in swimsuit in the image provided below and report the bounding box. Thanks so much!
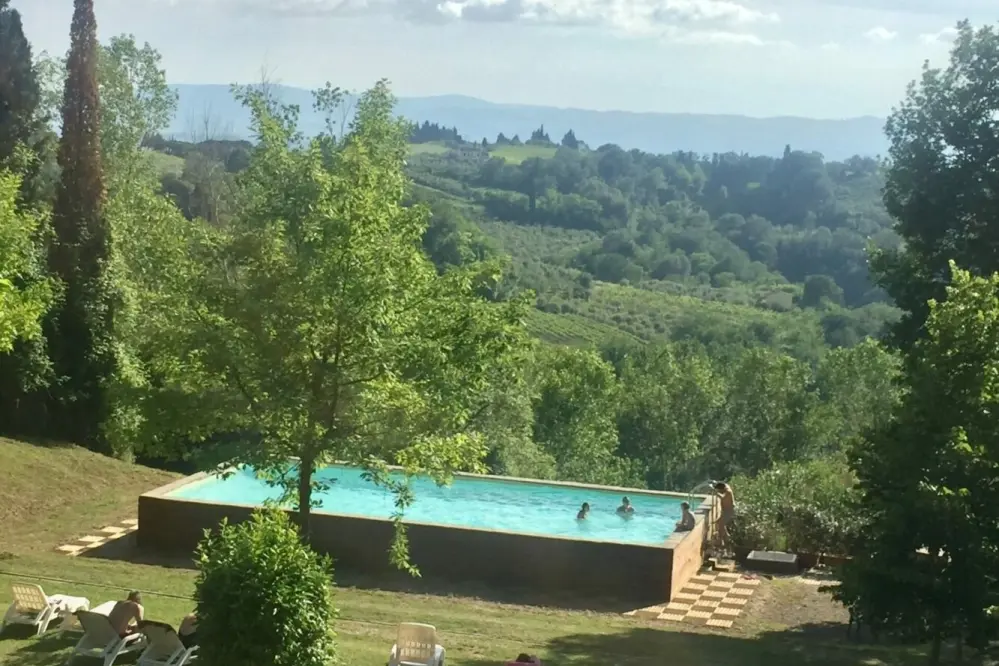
[714,482,736,547]
[675,501,696,532]
[107,591,144,638]
[616,497,635,516]
[178,612,198,648]
[576,502,590,520]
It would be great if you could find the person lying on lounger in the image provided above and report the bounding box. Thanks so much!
[107,591,144,638]
[178,612,198,648]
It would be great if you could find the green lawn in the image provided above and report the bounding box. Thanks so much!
[408,142,451,156]
[0,439,932,665]
[489,144,559,164]
[143,149,185,178]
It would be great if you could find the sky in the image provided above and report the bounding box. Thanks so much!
[11,0,991,119]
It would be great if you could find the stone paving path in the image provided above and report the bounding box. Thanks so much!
[54,518,138,556]
[624,570,761,629]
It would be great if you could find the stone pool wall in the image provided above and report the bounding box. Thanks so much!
[137,472,715,605]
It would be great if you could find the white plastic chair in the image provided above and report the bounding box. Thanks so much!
[60,599,117,635]
[71,609,146,666]
[1,582,88,636]
[388,622,445,666]
[138,621,199,666]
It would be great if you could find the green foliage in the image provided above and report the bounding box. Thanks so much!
[98,35,178,183]
[616,342,724,489]
[45,0,116,452]
[531,345,637,485]
[729,457,858,555]
[195,510,337,666]
[0,168,54,352]
[873,20,999,352]
[0,1,53,204]
[128,80,531,572]
[840,263,999,658]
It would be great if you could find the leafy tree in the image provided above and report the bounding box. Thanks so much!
[531,345,634,485]
[0,0,38,156]
[34,35,178,185]
[131,81,530,567]
[45,0,116,451]
[616,342,724,490]
[195,510,337,666]
[838,262,999,662]
[0,168,54,352]
[0,0,51,202]
[530,124,551,144]
[561,129,580,150]
[801,274,844,308]
[702,347,815,477]
[872,21,999,351]
[813,339,900,449]
[98,35,178,183]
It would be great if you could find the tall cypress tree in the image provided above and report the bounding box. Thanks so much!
[46,0,115,450]
[0,0,43,184]
[0,0,39,150]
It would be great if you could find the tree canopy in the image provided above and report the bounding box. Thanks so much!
[127,81,531,567]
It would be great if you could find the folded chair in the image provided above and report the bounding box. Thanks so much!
[1,582,88,636]
[71,609,146,666]
[138,620,199,666]
[388,622,445,666]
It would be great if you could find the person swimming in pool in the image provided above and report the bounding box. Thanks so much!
[616,496,635,516]
[577,502,590,520]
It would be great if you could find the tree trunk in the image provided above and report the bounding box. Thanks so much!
[930,626,942,665]
[297,455,314,544]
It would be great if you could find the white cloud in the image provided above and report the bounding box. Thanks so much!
[919,26,959,45]
[820,41,840,51]
[184,0,781,35]
[863,26,897,42]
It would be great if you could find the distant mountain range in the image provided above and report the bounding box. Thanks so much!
[167,84,889,160]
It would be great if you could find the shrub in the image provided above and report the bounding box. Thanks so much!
[194,510,338,666]
[729,457,858,556]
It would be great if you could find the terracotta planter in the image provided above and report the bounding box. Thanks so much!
[796,552,819,570]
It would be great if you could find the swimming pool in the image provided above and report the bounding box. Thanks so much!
[139,467,715,604]
[169,465,686,546]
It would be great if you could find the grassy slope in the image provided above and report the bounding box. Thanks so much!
[408,142,451,156]
[0,440,929,665]
[489,144,559,164]
[0,439,177,554]
[144,149,185,178]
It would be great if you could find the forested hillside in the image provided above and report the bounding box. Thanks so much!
[146,125,900,361]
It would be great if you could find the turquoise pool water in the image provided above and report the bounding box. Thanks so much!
[170,466,687,546]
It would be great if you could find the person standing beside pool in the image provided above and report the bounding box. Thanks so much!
[577,502,590,520]
[616,496,635,517]
[714,482,736,546]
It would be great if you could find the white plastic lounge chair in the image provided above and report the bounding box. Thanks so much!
[60,599,117,635]
[388,622,445,666]
[71,609,146,666]
[1,582,89,636]
[137,621,199,666]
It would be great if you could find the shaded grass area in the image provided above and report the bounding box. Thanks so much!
[0,438,934,665]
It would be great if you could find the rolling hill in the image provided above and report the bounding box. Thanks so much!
[168,84,888,160]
